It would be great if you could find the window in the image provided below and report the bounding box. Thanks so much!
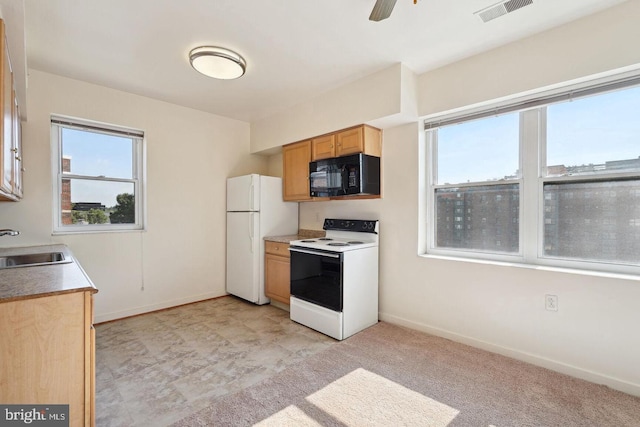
[51,116,145,233]
[425,76,640,274]
[431,113,521,255]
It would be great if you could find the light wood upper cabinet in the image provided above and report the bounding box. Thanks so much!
[0,18,22,202]
[0,21,12,196]
[311,125,382,161]
[11,88,22,198]
[336,125,382,157]
[311,134,336,161]
[283,140,313,201]
[283,124,382,201]
[264,241,291,304]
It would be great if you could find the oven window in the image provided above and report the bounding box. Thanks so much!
[290,250,343,311]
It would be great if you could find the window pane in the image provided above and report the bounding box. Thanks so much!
[546,86,640,176]
[543,180,640,264]
[61,178,135,225]
[436,113,519,184]
[61,128,133,179]
[435,184,519,253]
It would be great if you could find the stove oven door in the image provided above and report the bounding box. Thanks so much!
[289,247,343,312]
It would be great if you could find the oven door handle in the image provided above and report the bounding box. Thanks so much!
[289,247,341,258]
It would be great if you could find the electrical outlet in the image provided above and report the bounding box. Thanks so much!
[545,294,558,311]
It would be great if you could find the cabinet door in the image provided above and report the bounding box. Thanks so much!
[283,140,312,201]
[0,292,86,424]
[0,23,13,196]
[336,126,364,157]
[311,134,336,160]
[85,292,95,426]
[335,125,382,158]
[11,89,21,198]
[265,253,291,304]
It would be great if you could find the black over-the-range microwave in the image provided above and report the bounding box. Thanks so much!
[309,153,380,197]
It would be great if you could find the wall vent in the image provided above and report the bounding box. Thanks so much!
[475,0,533,23]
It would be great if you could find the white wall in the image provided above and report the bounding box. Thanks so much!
[0,70,269,322]
[250,63,417,154]
[261,1,640,396]
[417,0,640,118]
[299,124,640,397]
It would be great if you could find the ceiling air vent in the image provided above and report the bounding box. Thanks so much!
[475,0,533,23]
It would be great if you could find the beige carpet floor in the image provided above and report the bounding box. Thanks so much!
[173,321,640,427]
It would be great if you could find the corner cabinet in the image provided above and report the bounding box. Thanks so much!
[264,241,291,304]
[0,18,23,202]
[0,291,96,426]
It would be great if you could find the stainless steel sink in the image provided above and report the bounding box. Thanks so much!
[0,252,71,269]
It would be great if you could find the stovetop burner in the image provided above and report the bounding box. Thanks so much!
[289,219,379,253]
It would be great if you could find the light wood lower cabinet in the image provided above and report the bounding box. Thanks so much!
[264,241,291,304]
[0,291,96,426]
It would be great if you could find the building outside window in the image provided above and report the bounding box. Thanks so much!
[51,116,145,233]
[424,76,640,274]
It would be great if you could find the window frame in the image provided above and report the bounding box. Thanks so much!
[51,115,146,234]
[423,72,640,276]
[425,112,525,263]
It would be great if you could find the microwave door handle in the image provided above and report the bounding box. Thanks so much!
[341,166,348,193]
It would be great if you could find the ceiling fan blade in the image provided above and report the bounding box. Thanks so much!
[369,0,398,21]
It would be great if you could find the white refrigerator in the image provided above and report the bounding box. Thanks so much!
[226,174,298,304]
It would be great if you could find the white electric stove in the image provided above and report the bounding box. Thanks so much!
[289,219,379,340]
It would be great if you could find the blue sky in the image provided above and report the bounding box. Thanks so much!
[437,86,640,184]
[62,128,134,208]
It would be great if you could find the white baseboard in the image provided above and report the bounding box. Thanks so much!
[94,292,225,324]
[379,311,640,398]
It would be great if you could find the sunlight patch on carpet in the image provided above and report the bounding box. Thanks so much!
[306,368,459,426]
[254,405,323,426]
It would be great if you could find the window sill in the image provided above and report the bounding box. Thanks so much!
[52,228,146,236]
[419,253,640,282]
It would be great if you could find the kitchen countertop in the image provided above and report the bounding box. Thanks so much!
[0,244,98,303]
[264,229,325,244]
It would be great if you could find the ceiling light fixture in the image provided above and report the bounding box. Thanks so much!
[189,46,247,80]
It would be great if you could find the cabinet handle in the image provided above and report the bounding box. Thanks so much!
[10,148,18,153]
[15,156,21,161]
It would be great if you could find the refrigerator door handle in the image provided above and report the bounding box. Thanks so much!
[249,178,255,211]
[249,213,254,253]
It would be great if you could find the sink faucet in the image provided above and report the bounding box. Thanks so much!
[0,229,19,237]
